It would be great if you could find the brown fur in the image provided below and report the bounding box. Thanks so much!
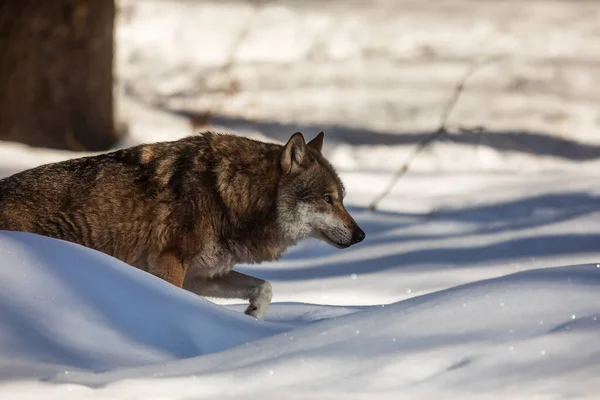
[0,131,365,318]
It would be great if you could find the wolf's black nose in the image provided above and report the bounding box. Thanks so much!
[352,227,366,244]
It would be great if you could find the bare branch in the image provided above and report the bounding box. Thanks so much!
[367,59,488,211]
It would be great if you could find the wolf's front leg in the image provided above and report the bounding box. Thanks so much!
[148,251,188,287]
[183,270,273,319]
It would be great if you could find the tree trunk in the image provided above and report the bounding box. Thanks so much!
[0,0,116,151]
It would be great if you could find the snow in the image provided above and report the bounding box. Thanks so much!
[1,230,600,399]
[2,0,600,398]
[0,231,285,381]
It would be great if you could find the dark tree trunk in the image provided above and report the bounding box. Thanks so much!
[0,0,116,151]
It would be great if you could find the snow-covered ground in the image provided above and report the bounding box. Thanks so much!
[2,0,600,398]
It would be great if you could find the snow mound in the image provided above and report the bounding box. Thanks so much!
[1,228,599,398]
[60,264,599,399]
[0,231,285,381]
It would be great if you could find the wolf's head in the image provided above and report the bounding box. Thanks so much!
[277,132,365,248]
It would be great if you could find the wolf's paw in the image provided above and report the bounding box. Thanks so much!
[244,304,260,317]
[244,303,269,319]
[245,281,272,319]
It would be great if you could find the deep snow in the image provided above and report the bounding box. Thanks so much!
[1,231,600,399]
[0,232,286,381]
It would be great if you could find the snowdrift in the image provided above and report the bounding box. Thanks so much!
[0,231,285,381]
[1,230,600,399]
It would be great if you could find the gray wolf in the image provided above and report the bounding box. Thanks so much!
[0,131,365,318]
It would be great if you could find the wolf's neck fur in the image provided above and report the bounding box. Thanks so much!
[209,134,294,263]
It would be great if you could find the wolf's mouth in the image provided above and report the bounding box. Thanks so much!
[319,231,351,249]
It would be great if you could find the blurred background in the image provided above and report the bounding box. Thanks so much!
[1,0,600,209]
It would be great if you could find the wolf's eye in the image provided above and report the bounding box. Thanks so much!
[324,195,333,204]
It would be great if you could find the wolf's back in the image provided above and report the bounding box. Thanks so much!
[0,154,110,235]
[0,147,161,250]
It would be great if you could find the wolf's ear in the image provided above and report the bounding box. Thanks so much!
[281,132,307,174]
[307,131,324,152]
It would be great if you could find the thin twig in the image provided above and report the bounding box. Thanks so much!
[367,60,487,211]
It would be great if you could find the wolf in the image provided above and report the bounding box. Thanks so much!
[0,131,365,319]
